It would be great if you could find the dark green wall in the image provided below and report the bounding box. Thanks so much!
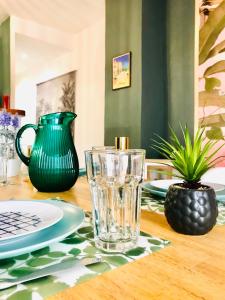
[141,0,167,158]
[105,0,196,152]
[166,0,196,138]
[105,0,142,148]
[0,17,10,96]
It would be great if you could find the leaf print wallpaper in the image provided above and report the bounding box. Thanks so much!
[199,0,225,166]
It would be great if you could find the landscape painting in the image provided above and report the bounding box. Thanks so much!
[112,52,131,90]
[36,71,76,123]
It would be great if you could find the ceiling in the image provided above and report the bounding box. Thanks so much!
[0,0,104,33]
[0,0,104,75]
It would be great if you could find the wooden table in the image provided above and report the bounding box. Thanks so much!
[1,177,225,300]
[0,108,26,116]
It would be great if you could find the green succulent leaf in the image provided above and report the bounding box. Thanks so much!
[151,125,224,183]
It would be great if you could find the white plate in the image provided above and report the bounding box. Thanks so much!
[0,201,63,241]
[150,179,225,192]
[0,200,84,259]
[150,180,181,191]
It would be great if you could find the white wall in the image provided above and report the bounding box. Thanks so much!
[13,17,105,168]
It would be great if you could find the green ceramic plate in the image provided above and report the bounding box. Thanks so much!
[150,179,225,192]
[0,200,84,259]
[141,182,166,197]
[141,181,225,202]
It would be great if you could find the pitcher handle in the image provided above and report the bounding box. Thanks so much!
[15,124,38,166]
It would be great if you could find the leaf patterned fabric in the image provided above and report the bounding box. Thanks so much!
[0,208,170,300]
[141,191,225,225]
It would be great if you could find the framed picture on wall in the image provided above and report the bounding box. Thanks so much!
[112,52,131,90]
[36,71,76,136]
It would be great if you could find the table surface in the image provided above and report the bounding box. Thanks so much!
[1,177,225,300]
[1,108,26,116]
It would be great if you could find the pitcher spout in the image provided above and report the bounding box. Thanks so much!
[39,112,77,125]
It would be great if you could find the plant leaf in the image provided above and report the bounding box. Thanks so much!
[206,39,225,60]
[204,60,225,77]
[206,126,224,140]
[205,77,221,91]
[199,0,225,64]
[151,125,224,183]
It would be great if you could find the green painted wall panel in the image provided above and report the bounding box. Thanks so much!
[0,17,10,96]
[166,0,196,138]
[141,0,167,158]
[105,0,196,152]
[105,0,142,148]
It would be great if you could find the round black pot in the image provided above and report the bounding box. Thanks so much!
[165,183,218,235]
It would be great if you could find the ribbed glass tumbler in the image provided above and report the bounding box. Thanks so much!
[85,149,145,252]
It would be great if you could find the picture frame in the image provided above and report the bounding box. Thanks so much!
[112,52,131,90]
[146,165,173,181]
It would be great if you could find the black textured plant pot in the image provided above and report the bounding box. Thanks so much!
[165,184,218,235]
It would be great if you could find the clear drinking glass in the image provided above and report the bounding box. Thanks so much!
[85,149,145,252]
[0,140,11,185]
[92,146,116,150]
[0,156,7,185]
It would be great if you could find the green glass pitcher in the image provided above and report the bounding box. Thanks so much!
[15,112,79,192]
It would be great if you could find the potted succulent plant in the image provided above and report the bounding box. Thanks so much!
[152,125,224,235]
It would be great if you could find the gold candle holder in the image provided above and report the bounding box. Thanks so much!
[115,137,129,150]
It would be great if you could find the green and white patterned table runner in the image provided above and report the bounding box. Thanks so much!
[141,191,225,225]
[0,211,170,300]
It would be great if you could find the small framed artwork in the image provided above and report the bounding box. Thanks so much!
[112,52,131,90]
